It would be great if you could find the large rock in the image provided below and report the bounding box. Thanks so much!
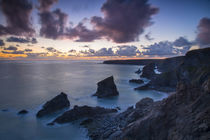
[36,92,70,118]
[52,105,117,124]
[141,63,156,79]
[93,76,119,98]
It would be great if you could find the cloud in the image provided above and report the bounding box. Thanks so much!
[39,9,68,39]
[25,52,48,58]
[145,32,154,41]
[90,0,159,43]
[142,37,193,56]
[36,0,158,43]
[0,39,5,46]
[0,0,35,36]
[66,22,101,42]
[2,50,24,54]
[6,36,38,44]
[173,37,192,47]
[24,49,32,52]
[116,46,138,56]
[94,48,115,56]
[46,47,57,52]
[38,0,58,11]
[4,45,18,51]
[69,49,76,53]
[196,17,210,45]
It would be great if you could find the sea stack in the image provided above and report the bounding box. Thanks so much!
[93,76,119,98]
[36,92,70,118]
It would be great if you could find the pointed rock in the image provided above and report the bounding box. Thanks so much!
[93,76,119,98]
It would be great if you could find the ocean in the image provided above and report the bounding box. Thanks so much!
[0,60,167,140]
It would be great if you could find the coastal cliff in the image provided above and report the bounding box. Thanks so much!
[82,47,210,139]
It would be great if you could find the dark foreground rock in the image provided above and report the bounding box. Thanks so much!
[129,79,144,84]
[52,105,117,124]
[18,109,28,115]
[93,76,119,98]
[36,92,70,118]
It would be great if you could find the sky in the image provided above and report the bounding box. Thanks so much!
[0,0,210,60]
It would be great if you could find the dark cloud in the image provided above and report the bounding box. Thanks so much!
[173,37,192,47]
[46,47,57,52]
[24,49,32,52]
[2,50,24,54]
[4,45,18,51]
[6,36,37,44]
[0,39,5,46]
[196,17,210,45]
[145,32,154,41]
[39,9,68,39]
[116,46,138,56]
[37,0,158,43]
[0,0,35,36]
[38,0,58,11]
[66,22,101,42]
[69,49,76,53]
[91,0,159,43]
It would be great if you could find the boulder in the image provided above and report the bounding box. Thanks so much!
[129,79,144,84]
[135,98,154,109]
[18,109,28,115]
[36,92,70,118]
[52,105,117,124]
[93,76,119,98]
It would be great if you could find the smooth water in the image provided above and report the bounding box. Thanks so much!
[0,60,167,140]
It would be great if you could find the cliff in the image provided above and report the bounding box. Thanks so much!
[83,47,210,140]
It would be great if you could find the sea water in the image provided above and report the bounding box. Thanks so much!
[0,60,167,140]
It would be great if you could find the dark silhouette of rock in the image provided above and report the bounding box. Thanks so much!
[135,68,141,74]
[93,76,119,98]
[36,92,70,118]
[18,109,28,115]
[129,79,144,84]
[1,109,8,112]
[52,105,117,124]
[135,98,153,109]
[141,63,156,79]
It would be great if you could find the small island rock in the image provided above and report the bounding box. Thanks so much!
[93,76,119,98]
[18,109,28,115]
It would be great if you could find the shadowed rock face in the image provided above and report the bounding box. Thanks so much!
[36,92,70,118]
[93,76,119,98]
[141,63,156,79]
[52,105,117,124]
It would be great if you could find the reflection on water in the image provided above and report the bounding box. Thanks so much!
[0,60,167,140]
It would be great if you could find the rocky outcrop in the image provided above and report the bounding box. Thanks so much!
[129,79,144,84]
[93,76,119,98]
[135,68,141,74]
[141,63,156,79]
[81,48,210,140]
[52,105,117,124]
[36,92,70,118]
[18,109,28,115]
